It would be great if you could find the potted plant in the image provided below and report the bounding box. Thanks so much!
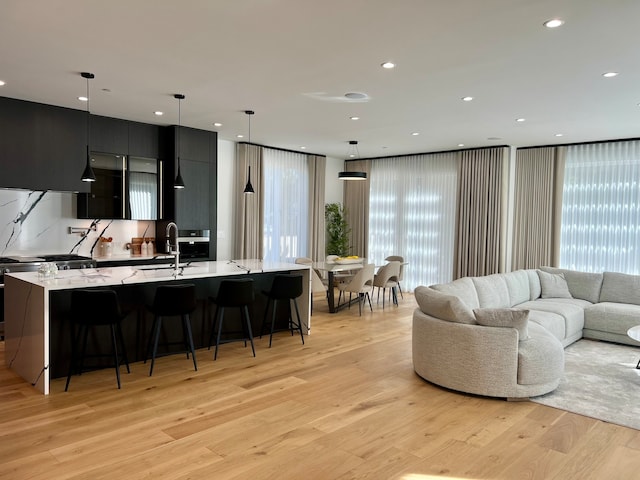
[325,202,351,256]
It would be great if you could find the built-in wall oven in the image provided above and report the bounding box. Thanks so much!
[0,254,96,339]
[177,229,211,260]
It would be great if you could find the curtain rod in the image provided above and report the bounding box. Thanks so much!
[239,141,326,158]
[346,144,510,162]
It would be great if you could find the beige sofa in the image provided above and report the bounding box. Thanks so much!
[412,268,640,399]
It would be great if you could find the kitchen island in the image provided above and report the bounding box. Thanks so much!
[4,259,310,394]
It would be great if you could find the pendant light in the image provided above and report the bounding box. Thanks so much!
[338,140,367,180]
[173,93,186,189]
[80,72,96,182]
[243,110,255,194]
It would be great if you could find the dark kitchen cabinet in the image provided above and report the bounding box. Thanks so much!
[0,96,87,192]
[77,153,126,219]
[159,126,217,257]
[90,115,129,154]
[128,121,161,159]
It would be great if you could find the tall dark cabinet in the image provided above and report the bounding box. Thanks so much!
[158,126,217,259]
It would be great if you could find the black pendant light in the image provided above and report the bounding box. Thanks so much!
[338,140,367,180]
[174,94,186,189]
[243,110,255,194]
[80,72,96,182]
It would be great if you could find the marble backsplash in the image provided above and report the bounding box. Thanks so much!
[0,188,154,259]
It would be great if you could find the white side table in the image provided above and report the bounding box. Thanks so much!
[626,325,640,369]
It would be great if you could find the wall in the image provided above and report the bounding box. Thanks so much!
[216,139,235,261]
[324,156,344,204]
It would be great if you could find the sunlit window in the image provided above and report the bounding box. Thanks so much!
[262,148,309,262]
[368,153,458,290]
[560,141,640,274]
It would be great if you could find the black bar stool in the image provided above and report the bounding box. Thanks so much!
[208,278,256,360]
[261,274,305,347]
[145,283,198,376]
[65,289,130,391]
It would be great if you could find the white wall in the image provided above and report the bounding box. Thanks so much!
[216,139,236,261]
[324,156,344,204]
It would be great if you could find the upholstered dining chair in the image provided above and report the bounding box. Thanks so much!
[385,255,405,299]
[370,260,401,308]
[336,263,375,316]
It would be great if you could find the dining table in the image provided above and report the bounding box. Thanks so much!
[313,260,365,313]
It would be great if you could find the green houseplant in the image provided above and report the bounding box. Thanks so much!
[325,202,351,256]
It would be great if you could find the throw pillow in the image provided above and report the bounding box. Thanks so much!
[414,286,476,324]
[473,308,530,340]
[536,270,572,299]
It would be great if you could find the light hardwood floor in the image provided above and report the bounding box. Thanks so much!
[1,292,640,479]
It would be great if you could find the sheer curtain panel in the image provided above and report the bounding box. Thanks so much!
[262,148,309,263]
[560,140,640,274]
[368,153,458,291]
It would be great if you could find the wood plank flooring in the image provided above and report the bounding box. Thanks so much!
[1,292,640,479]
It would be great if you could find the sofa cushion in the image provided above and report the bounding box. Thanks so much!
[540,266,603,303]
[473,308,529,340]
[537,270,572,299]
[526,269,542,300]
[584,302,640,335]
[431,277,480,309]
[518,322,564,385]
[517,299,585,341]
[414,286,477,324]
[502,270,531,306]
[599,272,640,306]
[471,275,510,308]
[524,309,566,342]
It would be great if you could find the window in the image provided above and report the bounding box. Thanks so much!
[262,148,309,262]
[368,153,458,290]
[560,141,640,274]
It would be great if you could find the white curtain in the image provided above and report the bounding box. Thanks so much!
[262,148,309,262]
[560,140,640,274]
[368,152,458,291]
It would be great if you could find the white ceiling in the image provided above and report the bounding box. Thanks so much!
[1,0,639,159]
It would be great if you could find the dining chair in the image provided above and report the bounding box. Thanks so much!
[295,258,328,315]
[370,260,401,307]
[336,263,375,316]
[385,255,405,299]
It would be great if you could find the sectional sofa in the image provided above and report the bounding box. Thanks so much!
[412,267,640,399]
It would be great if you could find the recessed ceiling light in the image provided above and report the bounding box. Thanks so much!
[458,143,465,147]
[411,132,420,136]
[602,72,619,78]
[462,96,474,102]
[555,133,564,137]
[350,116,360,121]
[213,122,222,127]
[0,80,5,86]
[300,146,306,150]
[236,134,244,138]
[78,96,88,102]
[516,118,526,122]
[345,92,368,100]
[543,18,564,28]
[381,61,395,69]
[154,111,164,116]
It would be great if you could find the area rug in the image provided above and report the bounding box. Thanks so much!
[530,339,640,430]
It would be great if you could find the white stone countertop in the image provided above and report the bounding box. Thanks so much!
[6,259,310,290]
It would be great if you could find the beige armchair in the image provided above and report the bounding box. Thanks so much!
[337,264,375,315]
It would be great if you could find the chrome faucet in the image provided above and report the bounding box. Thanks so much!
[165,222,180,273]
